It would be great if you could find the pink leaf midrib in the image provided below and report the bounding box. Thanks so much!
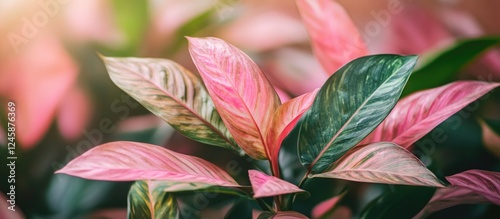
[191,42,276,158]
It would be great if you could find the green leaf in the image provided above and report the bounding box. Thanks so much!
[360,185,436,219]
[110,0,149,55]
[402,37,500,96]
[484,118,500,136]
[128,180,180,219]
[101,57,241,154]
[295,55,418,174]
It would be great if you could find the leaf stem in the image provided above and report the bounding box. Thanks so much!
[291,170,310,204]
[257,198,274,212]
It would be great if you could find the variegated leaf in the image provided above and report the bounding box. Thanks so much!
[414,170,500,218]
[128,180,179,219]
[296,0,368,74]
[312,142,444,187]
[248,170,306,198]
[266,89,318,174]
[55,141,239,187]
[295,55,417,173]
[361,81,500,149]
[188,37,281,159]
[101,56,240,153]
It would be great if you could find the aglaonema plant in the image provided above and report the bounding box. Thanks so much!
[54,36,500,218]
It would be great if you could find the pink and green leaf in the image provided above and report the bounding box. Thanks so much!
[101,56,240,153]
[55,141,239,187]
[266,89,318,174]
[296,0,368,74]
[128,180,179,219]
[248,170,307,199]
[312,142,444,187]
[188,37,281,160]
[415,170,500,218]
[361,81,500,149]
[295,55,417,173]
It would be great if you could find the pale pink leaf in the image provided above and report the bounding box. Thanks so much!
[55,141,239,187]
[218,12,309,52]
[188,37,281,159]
[312,142,444,187]
[414,170,500,218]
[248,170,306,199]
[0,33,78,149]
[361,81,500,149]
[266,89,318,172]
[57,86,92,141]
[296,0,368,74]
[262,48,327,96]
[311,192,345,219]
[257,211,309,219]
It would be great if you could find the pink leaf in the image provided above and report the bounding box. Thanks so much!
[415,170,500,218]
[188,37,281,159]
[0,33,78,149]
[312,142,444,187]
[257,211,309,219]
[57,86,93,141]
[266,89,318,173]
[296,0,368,74]
[361,81,500,149]
[55,141,239,187]
[446,170,500,204]
[311,192,345,219]
[262,48,327,96]
[0,192,24,219]
[248,170,306,199]
[218,12,309,52]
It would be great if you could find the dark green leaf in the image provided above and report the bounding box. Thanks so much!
[360,185,436,219]
[224,198,252,219]
[295,55,417,173]
[402,37,500,96]
[128,180,179,219]
[484,118,500,136]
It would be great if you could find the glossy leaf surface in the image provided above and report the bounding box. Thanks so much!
[361,81,500,149]
[266,89,318,172]
[312,142,444,187]
[248,170,306,198]
[296,55,417,173]
[56,141,239,187]
[128,180,179,219]
[101,56,239,153]
[402,37,500,96]
[415,170,500,218]
[188,37,281,159]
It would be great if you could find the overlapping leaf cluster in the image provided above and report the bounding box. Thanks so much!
[56,0,500,218]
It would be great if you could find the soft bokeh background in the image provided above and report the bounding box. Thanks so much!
[1,0,499,218]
